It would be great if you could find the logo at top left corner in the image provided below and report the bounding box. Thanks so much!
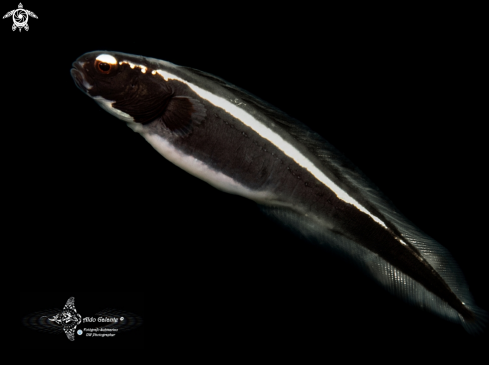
[3,3,38,32]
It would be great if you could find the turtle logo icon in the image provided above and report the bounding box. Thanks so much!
[3,3,37,32]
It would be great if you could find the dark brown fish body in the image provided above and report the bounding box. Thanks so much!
[71,51,487,333]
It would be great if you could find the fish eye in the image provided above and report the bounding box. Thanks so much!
[98,62,110,72]
[94,54,118,75]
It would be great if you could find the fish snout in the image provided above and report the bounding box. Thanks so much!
[70,61,93,94]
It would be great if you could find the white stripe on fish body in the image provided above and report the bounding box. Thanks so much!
[134,125,279,204]
[124,64,393,232]
[100,55,393,229]
[94,92,279,204]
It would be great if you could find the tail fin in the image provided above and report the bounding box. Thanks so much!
[258,203,487,334]
[460,304,488,335]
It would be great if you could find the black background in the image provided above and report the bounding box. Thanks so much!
[8,2,487,355]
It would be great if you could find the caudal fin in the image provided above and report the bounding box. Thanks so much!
[460,304,488,335]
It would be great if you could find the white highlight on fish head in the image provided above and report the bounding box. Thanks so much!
[153,67,390,230]
[92,96,134,123]
[95,54,118,65]
[119,60,147,74]
[119,61,136,68]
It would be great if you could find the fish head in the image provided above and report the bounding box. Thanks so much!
[70,51,175,124]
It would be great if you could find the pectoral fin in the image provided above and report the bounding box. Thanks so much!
[159,96,206,137]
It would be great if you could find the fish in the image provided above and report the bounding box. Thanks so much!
[71,51,486,334]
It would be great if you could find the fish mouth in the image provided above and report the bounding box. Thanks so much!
[70,62,92,94]
[70,68,85,91]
